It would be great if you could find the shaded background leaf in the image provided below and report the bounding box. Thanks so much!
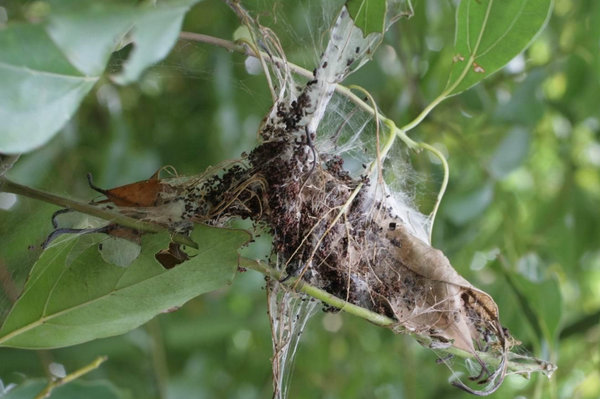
[502,259,563,345]
[493,69,546,126]
[0,0,200,154]
[443,182,494,225]
[488,127,530,179]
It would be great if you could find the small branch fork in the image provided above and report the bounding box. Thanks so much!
[0,177,197,249]
[33,356,107,399]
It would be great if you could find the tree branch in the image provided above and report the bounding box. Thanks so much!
[0,177,198,249]
[238,257,555,377]
[179,32,381,121]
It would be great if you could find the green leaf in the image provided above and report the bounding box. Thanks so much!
[0,24,97,154]
[45,3,136,76]
[0,225,248,349]
[3,379,125,399]
[346,0,386,35]
[447,0,553,95]
[0,0,201,154]
[493,69,546,126]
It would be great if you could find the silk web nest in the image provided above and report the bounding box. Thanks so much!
[49,1,556,396]
[222,2,556,396]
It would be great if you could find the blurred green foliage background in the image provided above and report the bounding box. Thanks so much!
[1,0,599,398]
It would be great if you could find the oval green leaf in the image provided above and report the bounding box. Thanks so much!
[443,182,494,225]
[447,0,553,95]
[508,271,563,343]
[0,225,248,349]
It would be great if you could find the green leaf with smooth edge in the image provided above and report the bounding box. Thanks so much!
[0,0,201,154]
[45,4,136,77]
[447,0,553,95]
[346,0,386,35]
[0,23,97,154]
[0,225,248,349]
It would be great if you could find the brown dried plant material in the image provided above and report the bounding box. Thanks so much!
[382,220,506,353]
[155,242,190,269]
[63,125,515,390]
[45,169,196,269]
[88,170,164,207]
[61,99,519,393]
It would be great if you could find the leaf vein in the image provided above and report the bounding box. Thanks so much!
[476,0,529,59]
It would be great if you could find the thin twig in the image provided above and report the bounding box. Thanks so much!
[0,177,198,249]
[179,32,380,120]
[34,356,108,399]
[239,256,556,377]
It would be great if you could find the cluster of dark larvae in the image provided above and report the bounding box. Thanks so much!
[184,92,510,357]
[177,89,515,394]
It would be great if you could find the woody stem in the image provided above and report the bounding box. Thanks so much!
[0,177,198,248]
